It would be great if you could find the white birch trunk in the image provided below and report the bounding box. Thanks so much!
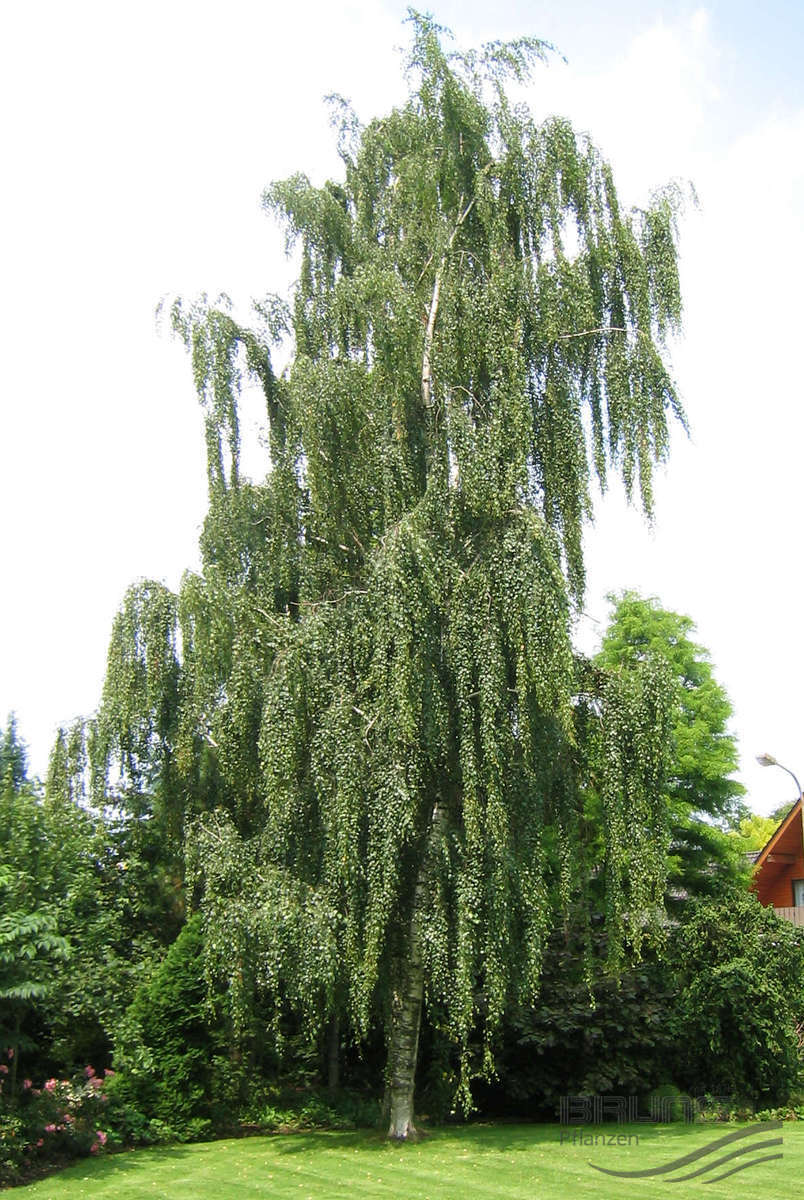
[386,802,444,1140]
[386,922,425,1139]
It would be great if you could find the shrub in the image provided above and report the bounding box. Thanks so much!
[243,1086,380,1133]
[0,1060,111,1186]
[667,894,804,1105]
[485,926,677,1116]
[110,914,222,1140]
[485,895,804,1116]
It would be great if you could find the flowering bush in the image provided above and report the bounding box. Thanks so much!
[0,1049,112,1185]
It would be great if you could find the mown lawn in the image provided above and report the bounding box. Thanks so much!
[14,1121,802,1199]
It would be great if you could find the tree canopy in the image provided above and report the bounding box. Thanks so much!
[0,718,69,1090]
[76,11,687,1138]
[595,591,748,901]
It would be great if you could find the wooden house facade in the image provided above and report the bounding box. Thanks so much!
[751,797,804,926]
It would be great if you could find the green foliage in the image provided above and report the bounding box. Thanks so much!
[19,721,176,1075]
[110,915,224,1139]
[0,1107,26,1184]
[595,591,748,900]
[0,715,28,792]
[244,1088,380,1133]
[0,716,46,900]
[667,894,804,1104]
[487,894,804,1115]
[108,910,383,1140]
[729,812,779,853]
[490,926,676,1113]
[0,721,70,1080]
[770,799,799,823]
[0,898,66,1012]
[0,1061,111,1186]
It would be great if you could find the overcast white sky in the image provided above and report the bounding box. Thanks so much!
[1,1,803,815]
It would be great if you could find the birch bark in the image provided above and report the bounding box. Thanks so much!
[386,802,445,1140]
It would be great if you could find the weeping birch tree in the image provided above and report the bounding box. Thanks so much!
[87,11,684,1139]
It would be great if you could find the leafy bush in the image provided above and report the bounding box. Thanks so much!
[0,1108,27,1184]
[0,1059,111,1186]
[484,925,676,1116]
[667,894,804,1105]
[485,895,804,1116]
[242,1085,380,1133]
[755,1105,804,1121]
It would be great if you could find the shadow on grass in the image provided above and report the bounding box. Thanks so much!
[264,1119,764,1160]
[267,1121,561,1156]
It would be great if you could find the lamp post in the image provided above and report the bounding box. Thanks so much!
[757,753,804,912]
[755,752,802,802]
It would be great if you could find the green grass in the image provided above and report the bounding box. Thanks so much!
[14,1121,802,1199]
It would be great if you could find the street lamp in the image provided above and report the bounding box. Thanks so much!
[757,753,804,912]
[756,752,802,800]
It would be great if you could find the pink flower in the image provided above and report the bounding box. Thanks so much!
[90,1142,100,1154]
[85,1065,95,1078]
[44,1124,56,1133]
[23,1079,32,1089]
[91,1076,103,1088]
[44,1079,56,1091]
[104,1068,115,1077]
[96,1130,107,1145]
[36,1138,44,1148]
[0,1065,7,1075]
[7,1048,14,1060]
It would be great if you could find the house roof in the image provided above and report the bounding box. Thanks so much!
[753,796,802,871]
